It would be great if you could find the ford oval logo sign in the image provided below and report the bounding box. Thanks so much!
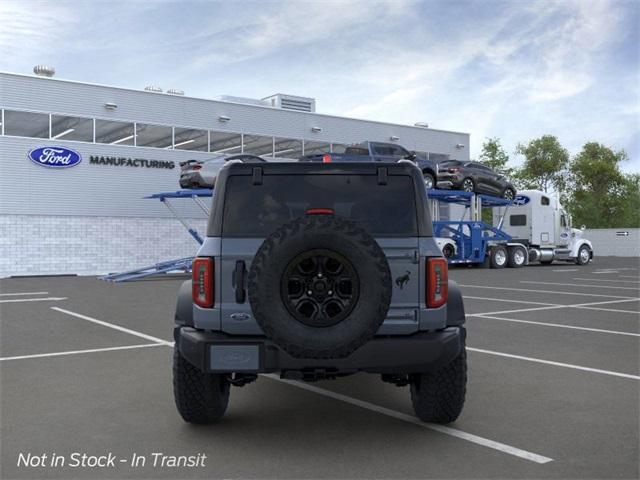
[513,195,530,206]
[28,146,82,168]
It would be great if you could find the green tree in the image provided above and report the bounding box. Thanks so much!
[565,142,638,228]
[515,135,569,193]
[479,137,512,176]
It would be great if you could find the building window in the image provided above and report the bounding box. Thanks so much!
[243,134,274,157]
[51,114,93,142]
[273,137,303,159]
[210,131,243,154]
[303,140,330,156]
[95,119,135,145]
[3,110,49,138]
[173,127,208,151]
[135,123,173,148]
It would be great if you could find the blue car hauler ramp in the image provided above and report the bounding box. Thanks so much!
[100,189,213,282]
[428,189,513,265]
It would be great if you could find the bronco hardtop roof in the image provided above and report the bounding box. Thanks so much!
[208,160,432,237]
[221,160,421,176]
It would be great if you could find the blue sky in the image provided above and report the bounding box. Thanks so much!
[1,0,638,171]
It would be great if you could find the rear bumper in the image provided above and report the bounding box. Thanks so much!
[175,326,465,375]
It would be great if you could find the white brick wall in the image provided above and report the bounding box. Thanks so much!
[0,214,207,277]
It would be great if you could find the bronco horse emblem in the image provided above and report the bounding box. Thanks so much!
[395,270,411,289]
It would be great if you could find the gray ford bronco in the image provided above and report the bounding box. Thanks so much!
[173,161,467,424]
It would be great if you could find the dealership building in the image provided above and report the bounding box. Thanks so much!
[0,69,470,277]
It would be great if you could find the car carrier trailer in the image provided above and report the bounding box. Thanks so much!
[429,188,593,267]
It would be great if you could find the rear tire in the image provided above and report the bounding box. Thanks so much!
[489,245,508,269]
[411,338,467,424]
[173,347,230,424]
[461,178,475,193]
[507,246,526,268]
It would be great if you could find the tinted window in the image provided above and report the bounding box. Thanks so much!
[541,196,550,205]
[136,123,172,148]
[51,114,93,142]
[95,119,134,145]
[344,147,369,156]
[4,110,49,138]
[222,174,418,237]
[510,214,527,226]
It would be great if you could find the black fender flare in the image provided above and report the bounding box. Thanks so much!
[175,280,194,327]
[446,280,465,326]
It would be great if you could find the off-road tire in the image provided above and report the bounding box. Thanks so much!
[173,347,230,424]
[410,337,467,424]
[490,245,508,269]
[248,215,392,359]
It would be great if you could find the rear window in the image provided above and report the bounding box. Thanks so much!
[222,174,418,237]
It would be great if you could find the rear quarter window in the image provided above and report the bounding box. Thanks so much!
[222,174,418,237]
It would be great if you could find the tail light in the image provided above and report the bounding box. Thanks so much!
[448,167,460,173]
[322,154,332,163]
[305,208,335,215]
[426,258,448,308]
[192,257,214,308]
[191,165,202,170]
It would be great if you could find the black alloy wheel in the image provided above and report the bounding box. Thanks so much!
[281,249,360,328]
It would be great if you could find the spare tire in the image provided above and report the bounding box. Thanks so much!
[248,214,392,359]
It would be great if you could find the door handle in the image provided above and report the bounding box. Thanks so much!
[232,260,246,303]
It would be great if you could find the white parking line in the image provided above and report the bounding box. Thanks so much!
[458,284,636,299]
[469,297,640,316]
[0,291,49,296]
[51,307,174,346]
[0,297,67,304]
[464,296,557,306]
[265,374,553,464]
[552,269,579,272]
[620,275,640,279]
[521,281,640,291]
[573,278,640,284]
[0,343,165,362]
[469,314,640,337]
[467,348,640,380]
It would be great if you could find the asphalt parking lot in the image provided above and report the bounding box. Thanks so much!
[1,256,638,479]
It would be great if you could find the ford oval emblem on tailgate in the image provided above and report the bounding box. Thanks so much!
[28,146,82,168]
[230,312,251,321]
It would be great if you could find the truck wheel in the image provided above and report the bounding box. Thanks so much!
[410,337,467,424]
[173,347,230,424]
[442,243,454,259]
[249,215,392,359]
[489,245,507,269]
[423,172,435,190]
[576,245,591,265]
[507,246,526,268]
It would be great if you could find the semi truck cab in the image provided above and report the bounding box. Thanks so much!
[494,190,593,265]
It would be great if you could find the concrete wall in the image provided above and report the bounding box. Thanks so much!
[584,228,640,257]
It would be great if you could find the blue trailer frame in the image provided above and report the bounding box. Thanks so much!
[427,189,513,265]
[100,189,213,282]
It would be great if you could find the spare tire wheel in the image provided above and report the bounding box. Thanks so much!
[248,214,392,359]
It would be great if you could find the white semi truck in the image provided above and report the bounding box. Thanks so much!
[493,190,593,266]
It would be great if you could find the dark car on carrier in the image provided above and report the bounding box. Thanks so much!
[437,160,517,199]
[173,160,467,425]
